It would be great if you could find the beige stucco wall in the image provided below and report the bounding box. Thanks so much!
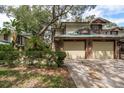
[66,24,82,33]
[92,41,114,59]
[66,23,89,34]
[0,35,3,41]
[64,41,85,59]
[118,30,124,35]
[8,34,13,42]
[0,34,13,42]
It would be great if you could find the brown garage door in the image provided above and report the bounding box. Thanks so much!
[64,41,85,59]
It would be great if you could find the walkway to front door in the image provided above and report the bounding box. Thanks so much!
[65,59,124,88]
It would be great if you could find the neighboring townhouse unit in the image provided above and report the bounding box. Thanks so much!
[54,17,124,59]
[0,33,13,44]
[0,31,30,48]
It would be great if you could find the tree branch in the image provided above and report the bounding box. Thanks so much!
[38,5,73,35]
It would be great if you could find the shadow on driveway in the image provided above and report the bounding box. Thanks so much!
[65,59,124,88]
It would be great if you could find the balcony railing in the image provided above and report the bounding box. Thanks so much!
[55,29,120,36]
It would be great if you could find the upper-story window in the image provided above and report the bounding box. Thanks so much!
[90,18,110,33]
[110,31,118,35]
[91,25,102,30]
[90,25,102,34]
[101,31,107,35]
[76,29,89,34]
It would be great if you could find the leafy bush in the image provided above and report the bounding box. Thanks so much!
[0,51,5,60]
[0,42,66,68]
[0,45,14,51]
[24,50,43,66]
[25,36,50,51]
[5,51,20,60]
[25,50,43,59]
[55,51,66,67]
[0,45,20,66]
[24,36,53,66]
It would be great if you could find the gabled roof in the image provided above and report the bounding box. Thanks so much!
[90,17,111,24]
[61,21,89,24]
[61,17,111,25]
[101,27,124,32]
[111,27,123,31]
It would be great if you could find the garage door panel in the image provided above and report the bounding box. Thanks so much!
[66,51,85,59]
[93,51,113,59]
[64,41,85,59]
[92,42,114,59]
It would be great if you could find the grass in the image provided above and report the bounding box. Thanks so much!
[0,65,76,88]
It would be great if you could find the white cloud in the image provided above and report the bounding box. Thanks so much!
[83,5,124,26]
[84,5,124,17]
[0,13,10,28]
[97,5,124,16]
[108,18,124,24]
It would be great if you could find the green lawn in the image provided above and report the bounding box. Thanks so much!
[0,66,76,88]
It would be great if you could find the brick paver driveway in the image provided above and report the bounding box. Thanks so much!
[65,59,124,88]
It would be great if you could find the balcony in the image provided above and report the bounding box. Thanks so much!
[54,28,124,41]
[55,28,121,36]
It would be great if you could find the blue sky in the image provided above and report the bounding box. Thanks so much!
[83,5,124,26]
[1,5,124,28]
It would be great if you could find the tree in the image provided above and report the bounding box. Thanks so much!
[38,5,96,35]
[5,5,96,36]
[0,5,6,13]
[83,15,96,22]
[5,5,96,48]
[40,5,96,48]
[6,5,51,34]
[1,22,11,35]
[0,19,21,47]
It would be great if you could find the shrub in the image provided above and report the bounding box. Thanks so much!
[55,51,66,67]
[25,50,43,59]
[24,36,55,67]
[45,51,56,67]
[0,45,20,66]
[0,44,14,51]
[0,51,5,60]
[22,36,66,68]
[25,50,43,66]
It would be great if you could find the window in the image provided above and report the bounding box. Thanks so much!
[91,24,102,34]
[111,31,118,35]
[91,25,102,30]
[16,35,23,45]
[76,29,89,34]
[107,31,110,35]
[3,34,8,41]
[101,31,107,35]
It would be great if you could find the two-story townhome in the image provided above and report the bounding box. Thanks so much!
[54,17,124,59]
